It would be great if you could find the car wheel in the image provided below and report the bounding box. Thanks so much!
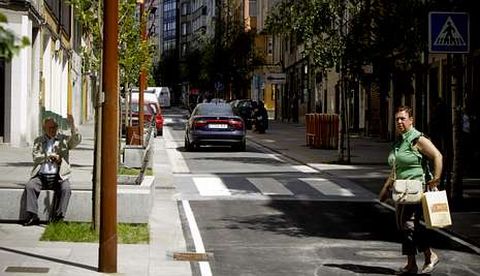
[233,140,246,152]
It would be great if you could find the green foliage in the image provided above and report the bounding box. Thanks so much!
[68,0,103,74]
[153,51,179,88]
[0,13,30,61]
[41,222,149,244]
[179,0,261,97]
[265,0,430,73]
[69,0,154,86]
[119,0,142,86]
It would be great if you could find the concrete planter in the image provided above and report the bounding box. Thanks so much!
[0,176,155,223]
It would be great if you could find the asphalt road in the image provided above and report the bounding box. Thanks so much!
[162,108,480,276]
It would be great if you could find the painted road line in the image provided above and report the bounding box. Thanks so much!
[194,176,231,196]
[182,200,212,276]
[247,177,294,196]
[164,127,189,173]
[293,165,319,173]
[300,178,355,197]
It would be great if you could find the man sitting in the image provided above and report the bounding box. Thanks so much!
[23,115,82,226]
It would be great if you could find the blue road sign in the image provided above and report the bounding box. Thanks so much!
[429,12,469,53]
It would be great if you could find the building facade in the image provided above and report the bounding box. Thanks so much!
[1,0,89,147]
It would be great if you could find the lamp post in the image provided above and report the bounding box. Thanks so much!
[99,0,118,272]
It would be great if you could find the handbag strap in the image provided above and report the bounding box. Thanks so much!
[392,151,397,181]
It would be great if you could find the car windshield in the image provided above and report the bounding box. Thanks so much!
[195,103,234,116]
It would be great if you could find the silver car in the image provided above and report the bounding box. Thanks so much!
[184,103,246,151]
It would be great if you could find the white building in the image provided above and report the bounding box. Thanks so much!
[1,0,89,147]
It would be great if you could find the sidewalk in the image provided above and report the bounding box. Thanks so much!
[0,120,191,275]
[0,117,478,275]
[247,120,480,252]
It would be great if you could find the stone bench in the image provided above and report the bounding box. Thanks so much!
[0,176,155,223]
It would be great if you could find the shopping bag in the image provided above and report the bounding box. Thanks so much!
[422,190,452,228]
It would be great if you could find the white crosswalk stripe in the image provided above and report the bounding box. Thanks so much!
[247,177,293,196]
[299,178,355,197]
[292,165,319,173]
[176,174,376,201]
[193,176,231,196]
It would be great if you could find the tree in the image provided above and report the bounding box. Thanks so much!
[69,0,154,86]
[266,0,435,161]
[69,0,156,229]
[173,0,262,99]
[0,13,30,61]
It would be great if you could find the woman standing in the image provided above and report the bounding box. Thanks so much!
[379,106,443,274]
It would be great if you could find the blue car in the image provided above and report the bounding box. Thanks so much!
[184,103,246,151]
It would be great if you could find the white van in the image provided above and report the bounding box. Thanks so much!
[148,87,171,108]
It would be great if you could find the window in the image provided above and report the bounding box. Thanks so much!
[249,0,257,17]
[181,3,190,15]
[182,23,188,36]
[181,43,188,57]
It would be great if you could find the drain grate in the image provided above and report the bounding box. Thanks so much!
[5,266,49,273]
[172,252,212,262]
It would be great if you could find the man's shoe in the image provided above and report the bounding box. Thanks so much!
[23,216,40,226]
[50,216,64,223]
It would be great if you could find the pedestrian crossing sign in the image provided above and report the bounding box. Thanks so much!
[429,12,469,53]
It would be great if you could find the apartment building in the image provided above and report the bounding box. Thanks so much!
[0,0,87,147]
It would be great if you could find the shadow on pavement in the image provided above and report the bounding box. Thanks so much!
[0,246,97,272]
[221,200,477,254]
[323,263,396,275]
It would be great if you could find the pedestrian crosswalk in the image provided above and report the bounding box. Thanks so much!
[173,173,376,201]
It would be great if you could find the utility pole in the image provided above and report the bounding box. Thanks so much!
[138,0,146,144]
[99,0,118,272]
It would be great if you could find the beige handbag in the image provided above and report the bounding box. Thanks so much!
[392,179,423,204]
[391,159,423,204]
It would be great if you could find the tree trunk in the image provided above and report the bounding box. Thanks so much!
[450,54,464,208]
[92,73,102,232]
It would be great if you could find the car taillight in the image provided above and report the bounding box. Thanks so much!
[229,119,244,130]
[193,119,207,128]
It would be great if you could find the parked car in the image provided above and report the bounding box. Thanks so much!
[230,99,255,130]
[184,103,246,151]
[148,86,171,108]
[122,92,164,136]
[131,90,163,136]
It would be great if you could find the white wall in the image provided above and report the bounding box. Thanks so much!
[2,10,35,146]
[43,36,69,120]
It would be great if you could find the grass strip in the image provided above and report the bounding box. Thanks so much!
[118,167,153,176]
[41,222,149,244]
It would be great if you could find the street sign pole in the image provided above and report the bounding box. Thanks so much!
[429,11,469,205]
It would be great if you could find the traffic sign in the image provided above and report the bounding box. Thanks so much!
[429,12,469,53]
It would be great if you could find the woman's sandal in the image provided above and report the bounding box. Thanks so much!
[421,253,439,274]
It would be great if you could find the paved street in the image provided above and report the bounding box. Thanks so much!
[0,107,479,275]
[163,107,480,276]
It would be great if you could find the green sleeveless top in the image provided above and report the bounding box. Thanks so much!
[388,127,425,183]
